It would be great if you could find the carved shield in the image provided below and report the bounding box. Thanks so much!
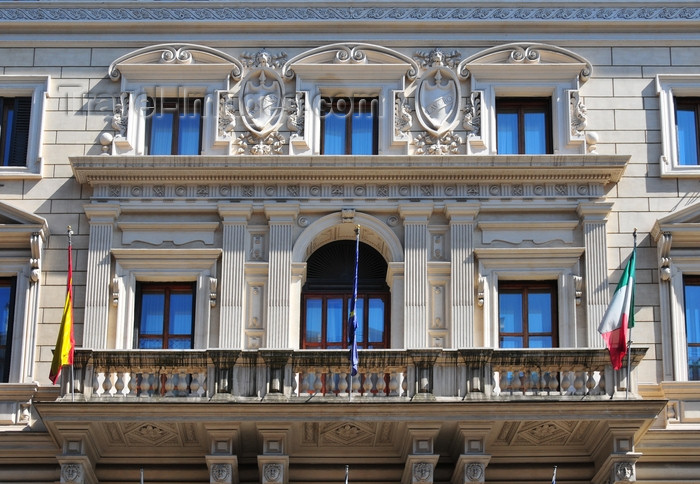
[240,68,284,136]
[416,66,460,136]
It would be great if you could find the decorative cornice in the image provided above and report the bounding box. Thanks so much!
[1,5,699,26]
[69,154,629,185]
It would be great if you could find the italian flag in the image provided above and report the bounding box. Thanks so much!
[598,248,636,370]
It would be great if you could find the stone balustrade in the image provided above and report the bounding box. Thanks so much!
[63,347,646,401]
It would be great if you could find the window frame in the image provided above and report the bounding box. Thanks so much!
[319,96,379,155]
[134,282,196,350]
[301,291,390,350]
[683,275,700,380]
[111,248,219,350]
[495,97,553,155]
[498,280,558,348]
[656,74,700,177]
[0,76,48,178]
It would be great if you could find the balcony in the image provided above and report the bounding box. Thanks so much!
[63,347,646,401]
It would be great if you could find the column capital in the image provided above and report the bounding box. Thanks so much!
[83,203,120,222]
[445,202,480,222]
[399,202,434,222]
[218,202,253,222]
[264,203,300,222]
[577,201,614,221]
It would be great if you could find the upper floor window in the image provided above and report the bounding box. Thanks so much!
[496,98,552,155]
[0,97,31,167]
[499,281,558,348]
[684,276,700,380]
[676,97,700,166]
[320,97,378,155]
[135,282,195,349]
[301,240,389,349]
[146,97,203,155]
[0,278,16,382]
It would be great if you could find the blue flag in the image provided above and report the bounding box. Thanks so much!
[348,226,360,376]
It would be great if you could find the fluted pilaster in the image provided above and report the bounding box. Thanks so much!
[400,203,433,349]
[264,204,299,348]
[83,204,120,349]
[218,204,252,349]
[578,202,613,348]
[445,203,479,349]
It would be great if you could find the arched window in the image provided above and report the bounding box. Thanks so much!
[301,241,390,349]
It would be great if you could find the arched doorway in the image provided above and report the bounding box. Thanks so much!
[301,240,390,349]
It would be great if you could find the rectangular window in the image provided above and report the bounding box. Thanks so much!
[499,281,557,348]
[0,97,31,167]
[496,98,552,154]
[320,97,378,155]
[302,292,388,349]
[135,282,195,349]
[145,97,202,155]
[684,276,700,380]
[676,98,700,166]
[0,278,16,382]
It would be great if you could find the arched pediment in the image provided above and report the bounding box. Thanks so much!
[292,212,403,264]
[458,43,592,83]
[108,43,244,82]
[283,43,418,81]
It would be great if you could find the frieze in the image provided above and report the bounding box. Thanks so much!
[4,6,700,23]
[91,181,604,200]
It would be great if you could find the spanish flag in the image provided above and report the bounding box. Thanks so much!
[49,234,74,384]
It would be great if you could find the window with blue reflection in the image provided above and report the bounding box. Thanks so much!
[496,98,551,155]
[676,99,700,166]
[684,277,700,380]
[0,278,16,382]
[136,282,195,349]
[321,97,377,154]
[326,298,344,347]
[499,281,557,348]
[146,97,202,155]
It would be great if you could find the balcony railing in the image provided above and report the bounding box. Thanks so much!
[64,347,647,401]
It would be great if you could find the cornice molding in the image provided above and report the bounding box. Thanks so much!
[69,154,629,185]
[1,5,700,26]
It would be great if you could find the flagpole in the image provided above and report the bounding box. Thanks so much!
[68,226,75,402]
[140,467,144,484]
[625,229,637,400]
[345,464,349,484]
[349,225,360,401]
[551,465,557,484]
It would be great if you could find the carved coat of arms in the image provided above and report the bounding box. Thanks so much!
[240,68,284,136]
[415,65,461,137]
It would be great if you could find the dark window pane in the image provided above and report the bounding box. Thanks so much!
[323,113,346,155]
[677,106,699,166]
[169,292,194,335]
[523,111,547,154]
[305,299,322,344]
[140,293,165,335]
[149,112,174,155]
[1,97,31,167]
[499,293,523,333]
[528,292,553,333]
[497,111,518,154]
[368,297,385,343]
[326,298,343,344]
